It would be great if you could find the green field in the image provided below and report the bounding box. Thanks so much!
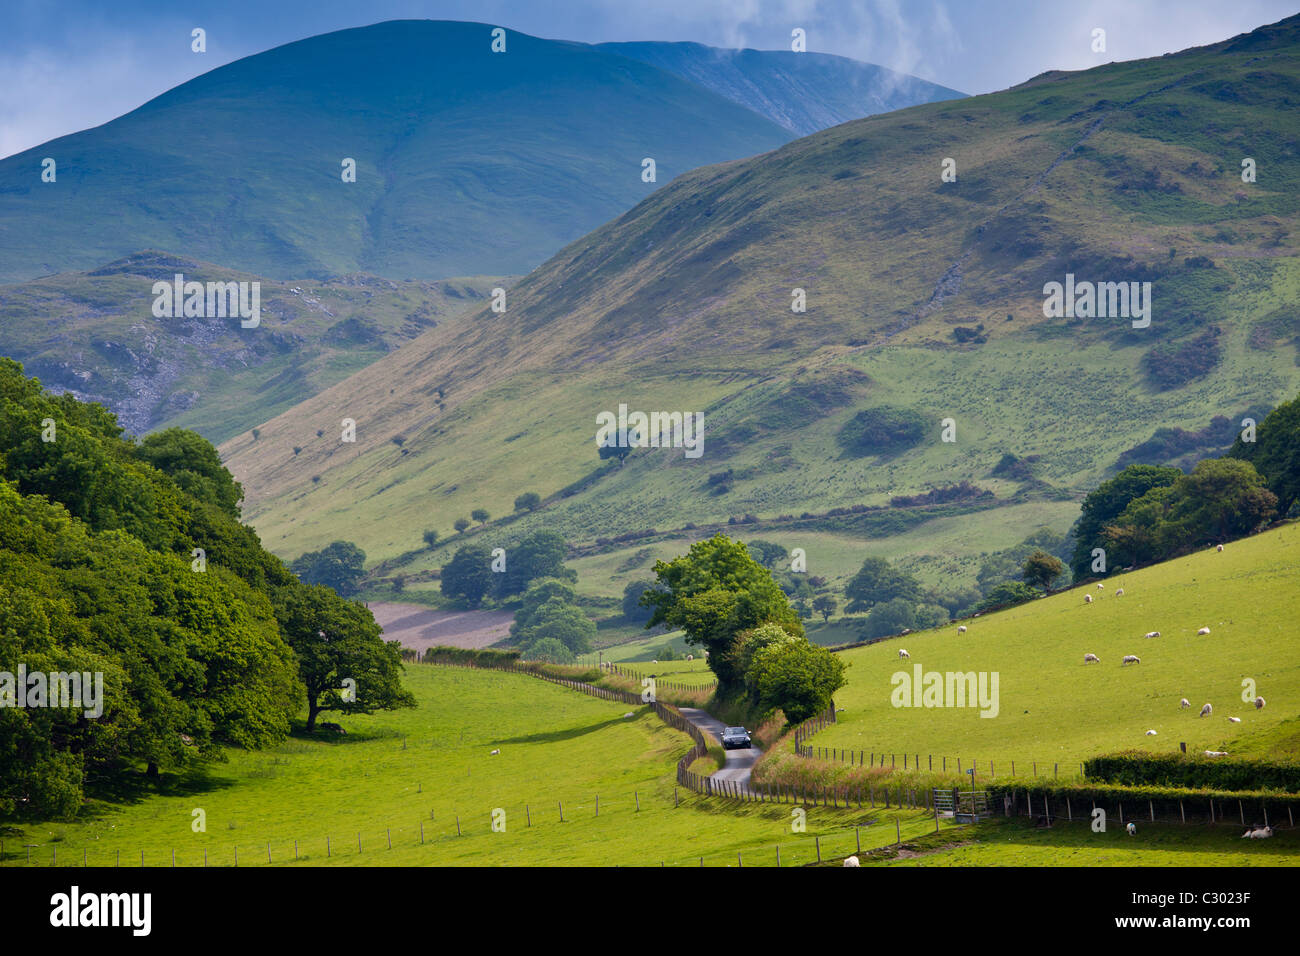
[0,665,936,868]
[801,522,1300,770]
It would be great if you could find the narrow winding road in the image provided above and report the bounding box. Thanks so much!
[679,707,762,792]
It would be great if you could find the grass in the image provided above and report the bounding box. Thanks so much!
[803,521,1300,769]
[880,817,1300,866]
[0,663,936,868]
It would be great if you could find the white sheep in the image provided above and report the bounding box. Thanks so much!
[1204,750,1229,757]
[622,712,634,718]
[1197,627,1211,635]
[898,649,910,659]
[1255,696,1265,710]
[1122,655,1141,665]
[843,855,861,867]
[1125,822,1136,836]
[490,749,500,755]
[1217,544,1224,553]
[1084,594,1093,604]
[1115,588,1125,597]
[1180,698,1190,709]
[651,659,658,664]
[1242,826,1273,839]
[1200,703,1213,717]
[957,625,967,635]
[1144,631,1161,639]
[1097,583,1105,590]
[686,654,694,661]
[1084,653,1100,664]
[1145,729,1157,736]
[1228,716,1242,723]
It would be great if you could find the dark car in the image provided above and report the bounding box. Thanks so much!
[721,726,751,749]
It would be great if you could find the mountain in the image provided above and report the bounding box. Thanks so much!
[0,251,503,441]
[595,41,964,136]
[221,15,1300,600]
[0,20,803,284]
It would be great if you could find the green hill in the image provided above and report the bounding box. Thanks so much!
[221,15,1300,595]
[0,251,504,442]
[0,20,799,283]
[812,521,1300,767]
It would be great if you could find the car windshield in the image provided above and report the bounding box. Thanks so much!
[727,728,745,734]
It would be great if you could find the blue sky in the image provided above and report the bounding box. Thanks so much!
[2,0,1296,158]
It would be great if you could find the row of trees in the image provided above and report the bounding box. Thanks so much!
[439,529,575,607]
[0,359,412,818]
[419,493,545,550]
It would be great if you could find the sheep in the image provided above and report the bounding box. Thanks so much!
[957,625,967,635]
[1145,729,1158,736]
[1084,653,1100,664]
[1204,750,1229,757]
[1217,544,1224,553]
[1181,698,1190,709]
[1115,588,1125,597]
[1122,655,1141,665]
[651,659,658,664]
[1228,716,1242,723]
[1097,583,1105,589]
[622,712,634,718]
[490,749,500,755]
[1197,627,1211,635]
[1143,631,1161,639]
[1255,696,1265,710]
[1200,703,1213,717]
[1084,594,1093,604]
[898,649,910,659]
[1125,822,1137,836]
[1242,826,1274,839]
[686,654,694,661]
[843,855,861,867]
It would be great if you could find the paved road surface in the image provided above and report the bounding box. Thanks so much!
[679,707,761,790]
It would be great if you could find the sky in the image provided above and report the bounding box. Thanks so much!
[1,0,1296,159]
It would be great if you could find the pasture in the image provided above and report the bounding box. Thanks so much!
[804,522,1300,769]
[1,665,930,868]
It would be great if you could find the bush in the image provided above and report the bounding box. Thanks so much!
[1084,751,1300,793]
[837,406,927,457]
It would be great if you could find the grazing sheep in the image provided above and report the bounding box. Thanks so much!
[1242,826,1274,839]
[1144,631,1161,639]
[490,749,500,755]
[843,855,861,867]
[1217,544,1224,553]
[1097,583,1105,590]
[1204,750,1229,757]
[651,659,658,664]
[1197,627,1211,635]
[957,625,967,635]
[1122,655,1141,665]
[1145,729,1158,736]
[1181,698,1190,709]
[1200,703,1213,717]
[686,654,693,661]
[1125,822,1137,836]
[898,649,910,659]
[1084,653,1100,664]
[1115,588,1124,597]
[1084,594,1093,604]
[1255,696,1265,710]
[1228,717,1242,723]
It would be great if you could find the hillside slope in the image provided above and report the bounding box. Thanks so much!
[0,20,798,283]
[0,251,502,441]
[223,16,1300,585]
[809,521,1300,767]
[595,41,965,135]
